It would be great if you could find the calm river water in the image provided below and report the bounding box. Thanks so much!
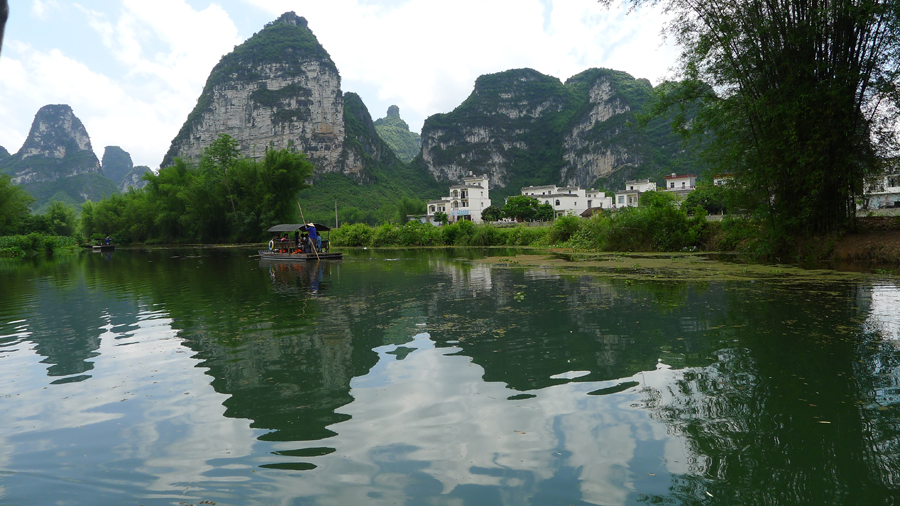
[1,248,899,505]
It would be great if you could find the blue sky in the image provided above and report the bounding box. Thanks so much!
[0,0,677,169]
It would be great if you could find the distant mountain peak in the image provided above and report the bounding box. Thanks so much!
[1,104,100,185]
[374,105,421,163]
[270,11,308,28]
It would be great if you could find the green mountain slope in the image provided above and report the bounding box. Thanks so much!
[373,105,422,163]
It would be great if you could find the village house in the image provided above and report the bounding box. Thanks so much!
[664,173,697,192]
[425,173,492,223]
[520,184,612,217]
[713,174,734,186]
[614,179,657,208]
[862,172,900,209]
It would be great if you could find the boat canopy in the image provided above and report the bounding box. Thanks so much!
[267,223,332,233]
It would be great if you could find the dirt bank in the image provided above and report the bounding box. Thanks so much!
[832,217,900,263]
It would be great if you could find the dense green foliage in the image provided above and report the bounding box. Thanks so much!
[0,233,78,259]
[373,106,422,163]
[331,196,713,252]
[22,173,119,213]
[82,135,313,243]
[618,0,900,235]
[680,183,731,215]
[396,197,426,223]
[0,174,35,235]
[501,195,541,221]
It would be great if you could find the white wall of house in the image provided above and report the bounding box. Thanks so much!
[664,174,697,191]
[521,185,612,216]
[615,179,656,208]
[863,173,900,209]
[426,173,492,223]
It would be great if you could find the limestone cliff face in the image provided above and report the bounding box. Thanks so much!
[421,69,573,190]
[1,104,101,185]
[419,68,692,194]
[119,166,151,192]
[559,69,654,188]
[162,12,350,178]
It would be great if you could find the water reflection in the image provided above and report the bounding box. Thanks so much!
[1,251,900,505]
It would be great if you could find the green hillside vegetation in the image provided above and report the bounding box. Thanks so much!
[23,173,119,213]
[373,105,422,163]
[101,146,133,184]
[162,13,335,167]
[299,94,443,225]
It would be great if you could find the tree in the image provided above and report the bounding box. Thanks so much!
[396,197,425,223]
[0,174,34,235]
[501,195,539,222]
[612,0,900,235]
[433,211,449,225]
[200,134,241,214]
[681,183,730,215]
[535,202,555,221]
[45,201,77,236]
[481,205,502,222]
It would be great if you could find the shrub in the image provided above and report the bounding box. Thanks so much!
[331,223,372,247]
[549,215,583,244]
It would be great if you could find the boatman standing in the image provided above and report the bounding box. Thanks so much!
[306,224,321,251]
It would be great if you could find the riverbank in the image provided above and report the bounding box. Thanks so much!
[832,216,900,264]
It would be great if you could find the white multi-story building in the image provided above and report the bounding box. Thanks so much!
[520,185,612,217]
[426,173,492,223]
[614,179,657,208]
[664,173,697,192]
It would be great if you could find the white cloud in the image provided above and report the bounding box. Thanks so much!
[1,1,243,168]
[30,0,61,20]
[3,0,678,169]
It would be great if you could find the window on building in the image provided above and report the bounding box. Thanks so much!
[617,196,624,204]
[670,182,675,189]
[555,199,560,206]
[682,182,686,188]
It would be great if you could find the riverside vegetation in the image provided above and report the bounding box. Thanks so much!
[331,190,764,256]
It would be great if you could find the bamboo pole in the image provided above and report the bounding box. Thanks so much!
[298,202,320,260]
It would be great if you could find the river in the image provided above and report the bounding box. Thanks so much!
[0,248,898,505]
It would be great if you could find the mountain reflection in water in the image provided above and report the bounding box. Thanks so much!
[0,248,898,505]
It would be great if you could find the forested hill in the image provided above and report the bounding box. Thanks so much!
[416,67,701,200]
[374,105,422,163]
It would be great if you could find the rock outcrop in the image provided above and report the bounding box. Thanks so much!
[161,12,350,178]
[419,68,697,194]
[118,166,151,192]
[0,104,101,185]
[101,146,133,184]
[373,105,422,163]
[101,146,149,191]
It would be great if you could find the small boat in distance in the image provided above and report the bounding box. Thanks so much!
[92,244,116,252]
[258,223,342,261]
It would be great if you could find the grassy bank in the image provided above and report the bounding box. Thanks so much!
[0,234,80,259]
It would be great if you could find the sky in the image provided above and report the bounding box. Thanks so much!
[0,0,679,170]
